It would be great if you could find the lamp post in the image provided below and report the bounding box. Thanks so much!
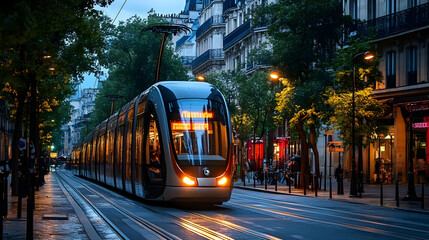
[350,51,374,197]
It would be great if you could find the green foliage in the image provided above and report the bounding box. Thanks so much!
[208,70,280,142]
[333,38,383,92]
[326,88,385,147]
[0,0,113,152]
[88,15,188,131]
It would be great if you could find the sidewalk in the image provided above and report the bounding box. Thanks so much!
[3,171,88,239]
[234,177,429,213]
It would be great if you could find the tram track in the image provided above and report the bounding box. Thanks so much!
[230,192,428,239]
[56,171,182,240]
[59,171,281,240]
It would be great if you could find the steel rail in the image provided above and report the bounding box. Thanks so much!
[60,171,234,240]
[55,172,129,240]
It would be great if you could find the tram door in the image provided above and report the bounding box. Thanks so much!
[144,102,166,198]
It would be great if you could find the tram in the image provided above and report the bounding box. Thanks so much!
[71,81,234,204]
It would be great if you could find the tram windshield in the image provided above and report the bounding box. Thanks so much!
[167,99,228,166]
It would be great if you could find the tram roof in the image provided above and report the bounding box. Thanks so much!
[155,81,224,103]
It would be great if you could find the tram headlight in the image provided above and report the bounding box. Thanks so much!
[217,177,228,186]
[183,176,196,186]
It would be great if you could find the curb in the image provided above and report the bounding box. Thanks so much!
[233,185,429,215]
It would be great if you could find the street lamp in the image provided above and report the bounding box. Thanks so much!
[350,51,374,198]
[196,75,206,81]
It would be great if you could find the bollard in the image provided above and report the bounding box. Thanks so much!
[422,183,425,209]
[380,180,383,206]
[253,171,256,188]
[3,170,8,218]
[264,171,267,190]
[0,172,3,237]
[304,174,307,196]
[315,176,318,197]
[329,175,332,199]
[395,180,399,207]
[288,176,291,193]
[275,173,277,191]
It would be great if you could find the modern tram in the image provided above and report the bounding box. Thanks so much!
[71,81,234,204]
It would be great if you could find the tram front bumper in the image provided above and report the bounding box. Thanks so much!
[163,186,232,203]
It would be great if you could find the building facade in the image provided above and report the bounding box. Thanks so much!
[345,0,429,184]
[223,0,274,73]
[158,0,202,78]
[62,86,99,156]
[192,0,226,76]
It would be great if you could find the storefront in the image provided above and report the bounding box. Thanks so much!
[273,137,289,170]
[247,138,265,171]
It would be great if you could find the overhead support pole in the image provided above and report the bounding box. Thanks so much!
[142,24,191,83]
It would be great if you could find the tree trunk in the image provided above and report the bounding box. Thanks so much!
[296,119,309,189]
[309,124,320,191]
[10,90,27,196]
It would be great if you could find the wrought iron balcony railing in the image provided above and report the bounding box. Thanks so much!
[196,15,224,38]
[192,49,224,69]
[223,20,252,50]
[176,35,189,50]
[179,56,196,66]
[355,3,429,40]
[223,0,245,14]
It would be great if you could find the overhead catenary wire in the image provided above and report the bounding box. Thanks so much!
[112,0,128,24]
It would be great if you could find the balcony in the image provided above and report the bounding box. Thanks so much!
[179,56,196,66]
[176,35,189,50]
[355,3,429,40]
[192,49,224,70]
[223,21,252,50]
[196,15,224,39]
[223,0,245,14]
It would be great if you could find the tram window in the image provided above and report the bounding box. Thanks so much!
[167,99,228,166]
[145,105,164,183]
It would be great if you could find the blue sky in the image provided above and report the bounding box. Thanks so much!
[81,0,186,89]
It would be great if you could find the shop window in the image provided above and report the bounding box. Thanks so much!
[350,0,358,19]
[387,0,396,14]
[367,0,376,20]
[406,46,417,86]
[386,51,396,88]
[408,0,417,8]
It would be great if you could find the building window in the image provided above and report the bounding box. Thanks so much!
[406,46,417,85]
[408,0,417,8]
[386,51,396,88]
[350,0,358,19]
[387,0,396,14]
[368,0,376,20]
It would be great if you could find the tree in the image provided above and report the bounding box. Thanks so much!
[88,15,188,132]
[328,38,384,192]
[256,0,346,188]
[208,70,279,171]
[0,0,113,195]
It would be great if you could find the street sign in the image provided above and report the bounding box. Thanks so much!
[328,141,343,152]
[329,147,344,152]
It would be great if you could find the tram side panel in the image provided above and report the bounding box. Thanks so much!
[125,102,135,194]
[115,111,125,190]
[106,115,117,187]
[134,95,147,198]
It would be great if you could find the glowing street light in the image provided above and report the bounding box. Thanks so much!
[196,75,206,81]
[350,51,374,198]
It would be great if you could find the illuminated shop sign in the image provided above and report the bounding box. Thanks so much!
[181,111,213,119]
[413,122,429,128]
[171,122,209,131]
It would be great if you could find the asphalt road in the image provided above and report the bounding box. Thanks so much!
[58,171,429,240]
